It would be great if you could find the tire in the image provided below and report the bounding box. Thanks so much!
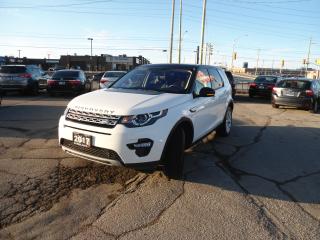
[29,83,39,95]
[249,93,254,98]
[310,100,318,113]
[216,106,233,137]
[272,103,279,108]
[48,90,55,97]
[162,127,186,179]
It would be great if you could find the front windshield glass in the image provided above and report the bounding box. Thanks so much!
[111,68,192,93]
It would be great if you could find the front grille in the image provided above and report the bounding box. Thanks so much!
[66,108,121,128]
[61,139,121,161]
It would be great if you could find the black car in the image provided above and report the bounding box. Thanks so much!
[0,65,43,95]
[249,75,282,98]
[225,70,236,98]
[47,70,91,95]
[272,78,320,113]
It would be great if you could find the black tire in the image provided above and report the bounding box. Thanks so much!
[29,83,39,95]
[272,103,279,108]
[249,93,254,98]
[48,90,55,97]
[310,100,318,113]
[162,128,186,179]
[216,106,233,137]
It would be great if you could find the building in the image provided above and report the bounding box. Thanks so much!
[1,56,60,70]
[59,54,150,71]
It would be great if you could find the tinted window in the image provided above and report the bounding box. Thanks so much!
[52,71,80,80]
[225,71,234,84]
[208,68,224,90]
[0,66,27,74]
[194,68,211,95]
[255,76,277,83]
[111,68,192,94]
[104,72,126,78]
[276,80,311,90]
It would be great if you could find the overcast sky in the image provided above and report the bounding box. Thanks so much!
[0,0,319,69]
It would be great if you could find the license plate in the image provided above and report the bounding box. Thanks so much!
[285,91,295,96]
[73,133,92,147]
[259,86,265,89]
[59,81,65,85]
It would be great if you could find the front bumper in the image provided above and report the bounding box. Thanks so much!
[58,116,169,166]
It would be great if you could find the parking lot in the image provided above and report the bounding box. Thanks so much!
[0,91,319,240]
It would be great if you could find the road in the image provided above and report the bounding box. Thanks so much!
[0,92,319,240]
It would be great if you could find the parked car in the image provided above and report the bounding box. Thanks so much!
[47,70,91,95]
[90,72,104,82]
[272,78,320,113]
[225,70,236,98]
[249,75,282,98]
[0,65,43,94]
[38,70,51,90]
[99,71,127,88]
[58,64,234,178]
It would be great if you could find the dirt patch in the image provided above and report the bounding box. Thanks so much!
[0,163,138,229]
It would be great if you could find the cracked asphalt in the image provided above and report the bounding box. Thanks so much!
[0,91,319,240]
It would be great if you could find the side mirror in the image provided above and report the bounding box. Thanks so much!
[198,87,215,97]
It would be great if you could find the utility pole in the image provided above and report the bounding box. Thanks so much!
[255,49,260,76]
[306,37,312,77]
[18,49,21,58]
[169,0,175,64]
[178,0,183,64]
[195,46,200,64]
[199,0,207,64]
[87,38,93,71]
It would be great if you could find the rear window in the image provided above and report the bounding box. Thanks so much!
[52,71,80,79]
[104,72,126,78]
[0,66,27,74]
[276,80,311,90]
[255,76,277,83]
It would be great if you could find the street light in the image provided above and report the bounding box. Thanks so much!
[231,34,248,71]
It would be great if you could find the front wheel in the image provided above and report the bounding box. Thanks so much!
[216,106,233,137]
[162,127,186,179]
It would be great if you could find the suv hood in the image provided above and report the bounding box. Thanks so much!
[67,89,192,115]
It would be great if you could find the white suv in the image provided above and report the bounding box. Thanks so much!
[59,64,233,178]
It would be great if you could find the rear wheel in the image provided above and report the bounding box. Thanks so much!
[29,83,39,95]
[162,127,185,179]
[217,106,233,137]
[272,103,279,108]
[311,100,318,113]
[249,92,254,98]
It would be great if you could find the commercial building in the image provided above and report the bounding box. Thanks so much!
[59,54,150,71]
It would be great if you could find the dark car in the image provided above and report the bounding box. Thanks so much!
[225,70,236,98]
[47,70,91,95]
[249,75,282,98]
[38,70,51,90]
[0,65,43,94]
[272,78,320,113]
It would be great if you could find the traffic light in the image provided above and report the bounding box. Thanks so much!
[303,59,307,65]
[281,59,285,67]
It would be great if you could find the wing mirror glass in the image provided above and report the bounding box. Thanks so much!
[197,87,215,97]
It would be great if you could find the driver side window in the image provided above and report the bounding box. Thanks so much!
[194,68,211,95]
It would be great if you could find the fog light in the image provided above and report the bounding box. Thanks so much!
[127,139,153,157]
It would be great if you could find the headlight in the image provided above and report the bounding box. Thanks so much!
[64,108,69,116]
[120,109,168,128]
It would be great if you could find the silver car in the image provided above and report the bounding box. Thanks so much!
[0,65,42,94]
[99,71,126,89]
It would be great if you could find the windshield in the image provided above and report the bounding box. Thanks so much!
[255,76,277,83]
[104,72,126,78]
[0,66,27,74]
[111,68,192,93]
[276,80,311,90]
